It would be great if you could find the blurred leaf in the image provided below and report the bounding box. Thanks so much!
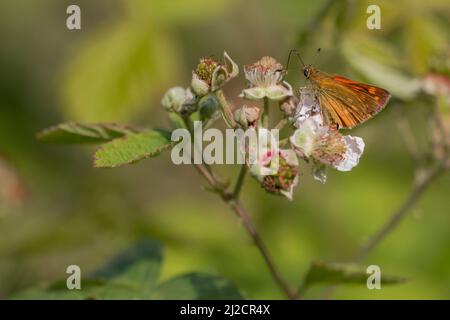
[62,23,179,122]
[37,123,139,144]
[300,261,407,291]
[12,239,243,300]
[94,130,173,168]
[125,0,233,26]
[91,239,163,289]
[153,273,243,300]
[342,36,421,100]
[11,279,105,300]
[405,16,449,74]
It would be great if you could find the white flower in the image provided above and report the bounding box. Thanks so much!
[249,147,299,200]
[290,115,365,172]
[240,56,293,101]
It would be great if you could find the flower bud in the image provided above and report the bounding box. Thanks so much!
[161,87,197,115]
[191,76,210,97]
[191,52,239,96]
[234,105,261,129]
[280,96,298,116]
[198,94,219,121]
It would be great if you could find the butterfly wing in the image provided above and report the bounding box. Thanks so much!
[310,70,390,129]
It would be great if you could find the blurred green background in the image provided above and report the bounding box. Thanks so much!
[0,0,449,299]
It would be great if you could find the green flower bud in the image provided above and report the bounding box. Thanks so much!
[198,94,219,121]
[191,52,239,96]
[191,76,210,97]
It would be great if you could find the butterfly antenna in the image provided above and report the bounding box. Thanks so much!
[311,47,321,66]
[285,49,306,71]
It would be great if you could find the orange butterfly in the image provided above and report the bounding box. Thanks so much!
[287,50,391,129]
[303,65,391,129]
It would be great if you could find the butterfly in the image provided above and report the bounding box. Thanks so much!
[286,50,391,129]
[302,65,391,129]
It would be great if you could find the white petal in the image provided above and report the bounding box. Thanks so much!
[265,85,292,101]
[335,136,365,171]
[280,149,299,166]
[290,116,322,157]
[240,87,266,100]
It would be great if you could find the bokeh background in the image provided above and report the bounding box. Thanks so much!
[0,0,449,299]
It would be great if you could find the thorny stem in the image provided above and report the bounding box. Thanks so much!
[319,163,448,299]
[319,108,450,299]
[194,164,297,299]
[183,102,296,299]
[233,165,248,199]
[356,107,450,262]
[354,163,445,262]
[396,116,420,164]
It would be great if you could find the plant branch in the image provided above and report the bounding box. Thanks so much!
[263,97,270,128]
[233,164,248,199]
[229,199,298,300]
[354,163,445,262]
[216,89,236,128]
[182,93,296,299]
[195,162,296,299]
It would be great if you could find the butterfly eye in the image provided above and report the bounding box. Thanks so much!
[303,69,310,78]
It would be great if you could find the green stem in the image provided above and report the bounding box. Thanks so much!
[233,165,248,200]
[263,97,269,128]
[194,161,296,300]
[274,118,288,130]
[354,163,445,262]
[215,90,236,128]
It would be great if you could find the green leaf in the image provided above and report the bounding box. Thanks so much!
[94,130,173,168]
[12,239,243,300]
[37,122,139,144]
[62,22,181,122]
[11,279,106,300]
[153,273,244,300]
[300,261,407,292]
[91,239,163,292]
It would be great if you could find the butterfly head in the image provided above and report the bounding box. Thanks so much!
[303,65,314,79]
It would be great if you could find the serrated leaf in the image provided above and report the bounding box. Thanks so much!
[37,122,139,144]
[153,273,243,300]
[300,261,407,291]
[94,130,173,168]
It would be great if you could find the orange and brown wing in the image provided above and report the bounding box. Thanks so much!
[311,72,390,129]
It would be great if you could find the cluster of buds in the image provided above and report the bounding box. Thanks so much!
[191,52,239,97]
[161,52,238,118]
[161,53,366,200]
